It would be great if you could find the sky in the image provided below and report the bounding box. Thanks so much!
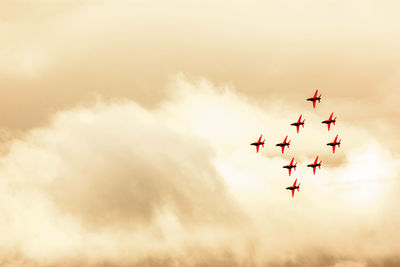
[0,1,399,266]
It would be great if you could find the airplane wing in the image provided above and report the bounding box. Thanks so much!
[283,136,288,143]
[281,146,285,154]
[288,168,292,176]
[313,89,318,98]
[296,125,300,133]
[327,123,331,131]
[314,156,318,164]
[334,135,338,142]
[332,145,336,153]
[258,135,262,142]
[290,158,294,165]
[292,190,295,198]
[313,167,316,175]
[329,112,333,120]
[256,145,260,153]
[297,115,302,123]
[293,179,297,187]
[313,101,316,108]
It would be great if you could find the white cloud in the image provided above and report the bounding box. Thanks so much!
[0,75,398,266]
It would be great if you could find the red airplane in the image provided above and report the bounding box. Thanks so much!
[322,112,336,131]
[327,135,341,153]
[290,114,305,133]
[276,136,291,154]
[283,157,297,176]
[307,156,322,175]
[250,134,265,153]
[307,89,322,108]
[286,179,300,198]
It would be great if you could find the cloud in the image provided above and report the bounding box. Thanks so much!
[0,75,399,266]
[43,101,242,229]
[1,0,399,147]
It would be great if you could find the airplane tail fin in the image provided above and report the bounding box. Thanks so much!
[288,140,291,148]
[333,117,336,125]
[318,94,322,101]
[297,184,300,191]
[338,140,341,147]
[262,139,265,147]
[319,160,322,167]
[302,119,305,126]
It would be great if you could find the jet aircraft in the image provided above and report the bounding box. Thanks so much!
[307,156,322,175]
[322,112,336,131]
[276,136,291,154]
[307,89,322,108]
[291,114,305,133]
[327,134,341,153]
[283,157,297,176]
[286,179,300,198]
[250,135,265,153]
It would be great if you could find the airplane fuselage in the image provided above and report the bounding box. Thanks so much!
[307,163,321,168]
[283,165,295,170]
[291,122,304,127]
[251,142,264,146]
[286,186,300,190]
[307,97,321,102]
[276,143,289,147]
[327,142,340,146]
[322,119,336,124]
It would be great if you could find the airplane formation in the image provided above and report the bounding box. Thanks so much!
[250,89,342,198]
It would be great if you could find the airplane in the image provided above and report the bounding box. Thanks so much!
[327,134,341,153]
[276,136,291,154]
[286,179,300,198]
[283,157,297,176]
[322,112,336,131]
[307,89,322,108]
[250,134,265,153]
[307,156,322,175]
[291,114,305,133]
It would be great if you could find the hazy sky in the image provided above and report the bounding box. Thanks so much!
[0,1,399,266]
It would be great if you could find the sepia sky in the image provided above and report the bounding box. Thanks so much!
[0,1,399,266]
